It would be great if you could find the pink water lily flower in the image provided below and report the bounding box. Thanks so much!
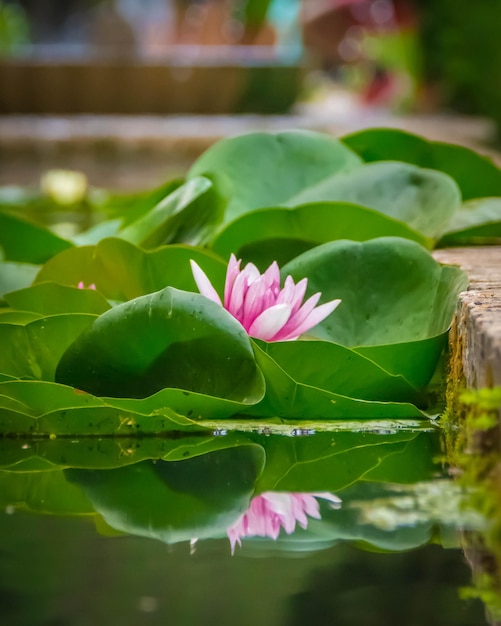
[190,254,341,341]
[227,491,342,553]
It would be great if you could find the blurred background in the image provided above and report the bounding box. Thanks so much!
[1,0,500,189]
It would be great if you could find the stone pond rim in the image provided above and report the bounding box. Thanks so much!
[433,246,501,420]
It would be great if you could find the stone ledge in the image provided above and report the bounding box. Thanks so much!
[434,247,501,390]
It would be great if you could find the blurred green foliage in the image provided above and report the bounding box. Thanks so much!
[0,0,29,53]
[419,0,501,138]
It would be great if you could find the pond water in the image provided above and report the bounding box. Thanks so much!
[0,425,492,626]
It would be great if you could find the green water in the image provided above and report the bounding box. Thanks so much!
[0,427,491,626]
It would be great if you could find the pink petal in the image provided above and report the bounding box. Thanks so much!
[227,271,250,318]
[277,276,308,315]
[224,254,241,309]
[271,292,321,340]
[247,303,292,341]
[190,260,222,306]
[280,298,342,340]
[313,492,343,509]
[262,260,281,293]
[240,275,269,330]
[276,275,296,306]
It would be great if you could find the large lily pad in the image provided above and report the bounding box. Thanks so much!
[0,379,217,435]
[211,201,429,268]
[342,127,501,200]
[55,287,265,406]
[0,257,39,297]
[4,282,111,316]
[283,237,466,347]
[438,197,501,245]
[286,161,461,240]
[35,238,226,303]
[0,314,97,380]
[119,176,225,248]
[246,343,427,420]
[188,130,363,222]
[257,340,421,404]
[0,210,73,263]
[282,237,467,388]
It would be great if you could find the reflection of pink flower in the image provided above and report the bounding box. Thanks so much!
[190,254,341,341]
[227,492,341,553]
[77,281,96,290]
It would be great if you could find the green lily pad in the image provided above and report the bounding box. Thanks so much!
[35,238,226,302]
[246,343,427,420]
[257,340,421,404]
[0,314,97,380]
[211,201,430,268]
[4,282,111,316]
[0,310,42,324]
[355,334,448,390]
[0,258,39,297]
[438,197,501,245]
[282,237,466,388]
[0,380,260,435]
[283,237,466,346]
[286,162,461,240]
[119,176,225,248]
[342,127,501,200]
[55,287,265,406]
[0,210,73,263]
[188,130,363,222]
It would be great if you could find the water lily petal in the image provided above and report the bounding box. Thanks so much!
[227,491,341,553]
[248,303,292,341]
[189,260,222,306]
[241,275,269,330]
[271,292,321,340]
[240,261,261,285]
[282,300,341,340]
[228,270,250,318]
[224,254,241,309]
[262,260,281,294]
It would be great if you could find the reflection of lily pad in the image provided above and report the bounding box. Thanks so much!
[66,444,266,543]
[254,430,438,493]
[0,468,94,515]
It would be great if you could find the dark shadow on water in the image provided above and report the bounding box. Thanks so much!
[0,511,488,626]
